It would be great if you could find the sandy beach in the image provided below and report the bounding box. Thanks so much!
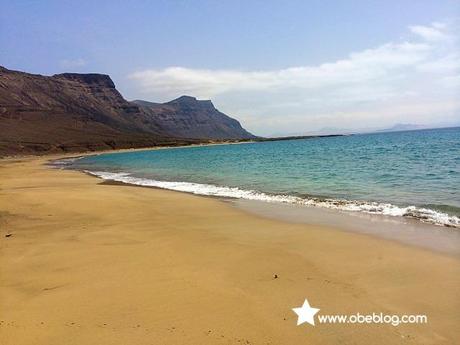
[1,156,459,345]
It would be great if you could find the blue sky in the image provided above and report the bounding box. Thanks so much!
[1,0,459,135]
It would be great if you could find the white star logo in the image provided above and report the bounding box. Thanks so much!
[292,299,320,326]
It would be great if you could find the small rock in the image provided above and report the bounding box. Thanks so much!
[5,233,12,238]
[273,274,278,279]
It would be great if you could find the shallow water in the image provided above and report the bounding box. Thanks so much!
[67,127,460,228]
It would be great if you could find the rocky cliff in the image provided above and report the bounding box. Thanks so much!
[133,96,254,140]
[0,67,255,155]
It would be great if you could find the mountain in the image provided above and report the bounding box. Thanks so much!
[0,66,255,155]
[375,123,427,133]
[133,96,254,140]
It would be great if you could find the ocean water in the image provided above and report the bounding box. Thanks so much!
[66,127,460,228]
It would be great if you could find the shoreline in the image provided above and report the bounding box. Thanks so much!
[16,134,460,230]
[62,153,459,229]
[1,139,258,162]
[1,156,459,344]
[232,199,460,257]
[78,168,460,256]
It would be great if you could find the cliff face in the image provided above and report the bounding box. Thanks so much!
[133,96,255,140]
[0,67,255,155]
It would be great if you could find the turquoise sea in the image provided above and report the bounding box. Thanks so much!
[65,127,460,228]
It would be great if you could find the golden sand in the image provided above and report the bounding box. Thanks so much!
[1,156,459,344]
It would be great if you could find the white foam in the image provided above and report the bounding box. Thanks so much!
[87,170,460,229]
[50,156,85,168]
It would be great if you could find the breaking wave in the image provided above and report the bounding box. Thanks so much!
[85,170,460,229]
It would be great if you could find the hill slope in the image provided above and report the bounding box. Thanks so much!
[0,67,255,155]
[133,96,254,140]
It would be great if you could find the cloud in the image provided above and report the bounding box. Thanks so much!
[59,58,87,69]
[128,21,460,135]
[409,23,450,41]
[129,42,432,99]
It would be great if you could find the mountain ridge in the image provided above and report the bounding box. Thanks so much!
[0,66,255,155]
[132,96,254,140]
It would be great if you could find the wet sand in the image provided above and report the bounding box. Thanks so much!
[232,199,460,256]
[1,156,459,344]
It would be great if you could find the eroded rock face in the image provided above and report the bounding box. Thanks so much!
[54,73,116,88]
[133,96,255,140]
[0,66,255,155]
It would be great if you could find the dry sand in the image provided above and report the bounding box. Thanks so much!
[0,156,459,345]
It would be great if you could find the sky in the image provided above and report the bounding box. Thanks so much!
[1,0,459,136]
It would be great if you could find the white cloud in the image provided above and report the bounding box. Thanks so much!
[409,24,450,41]
[59,58,87,69]
[129,42,432,99]
[128,21,460,135]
